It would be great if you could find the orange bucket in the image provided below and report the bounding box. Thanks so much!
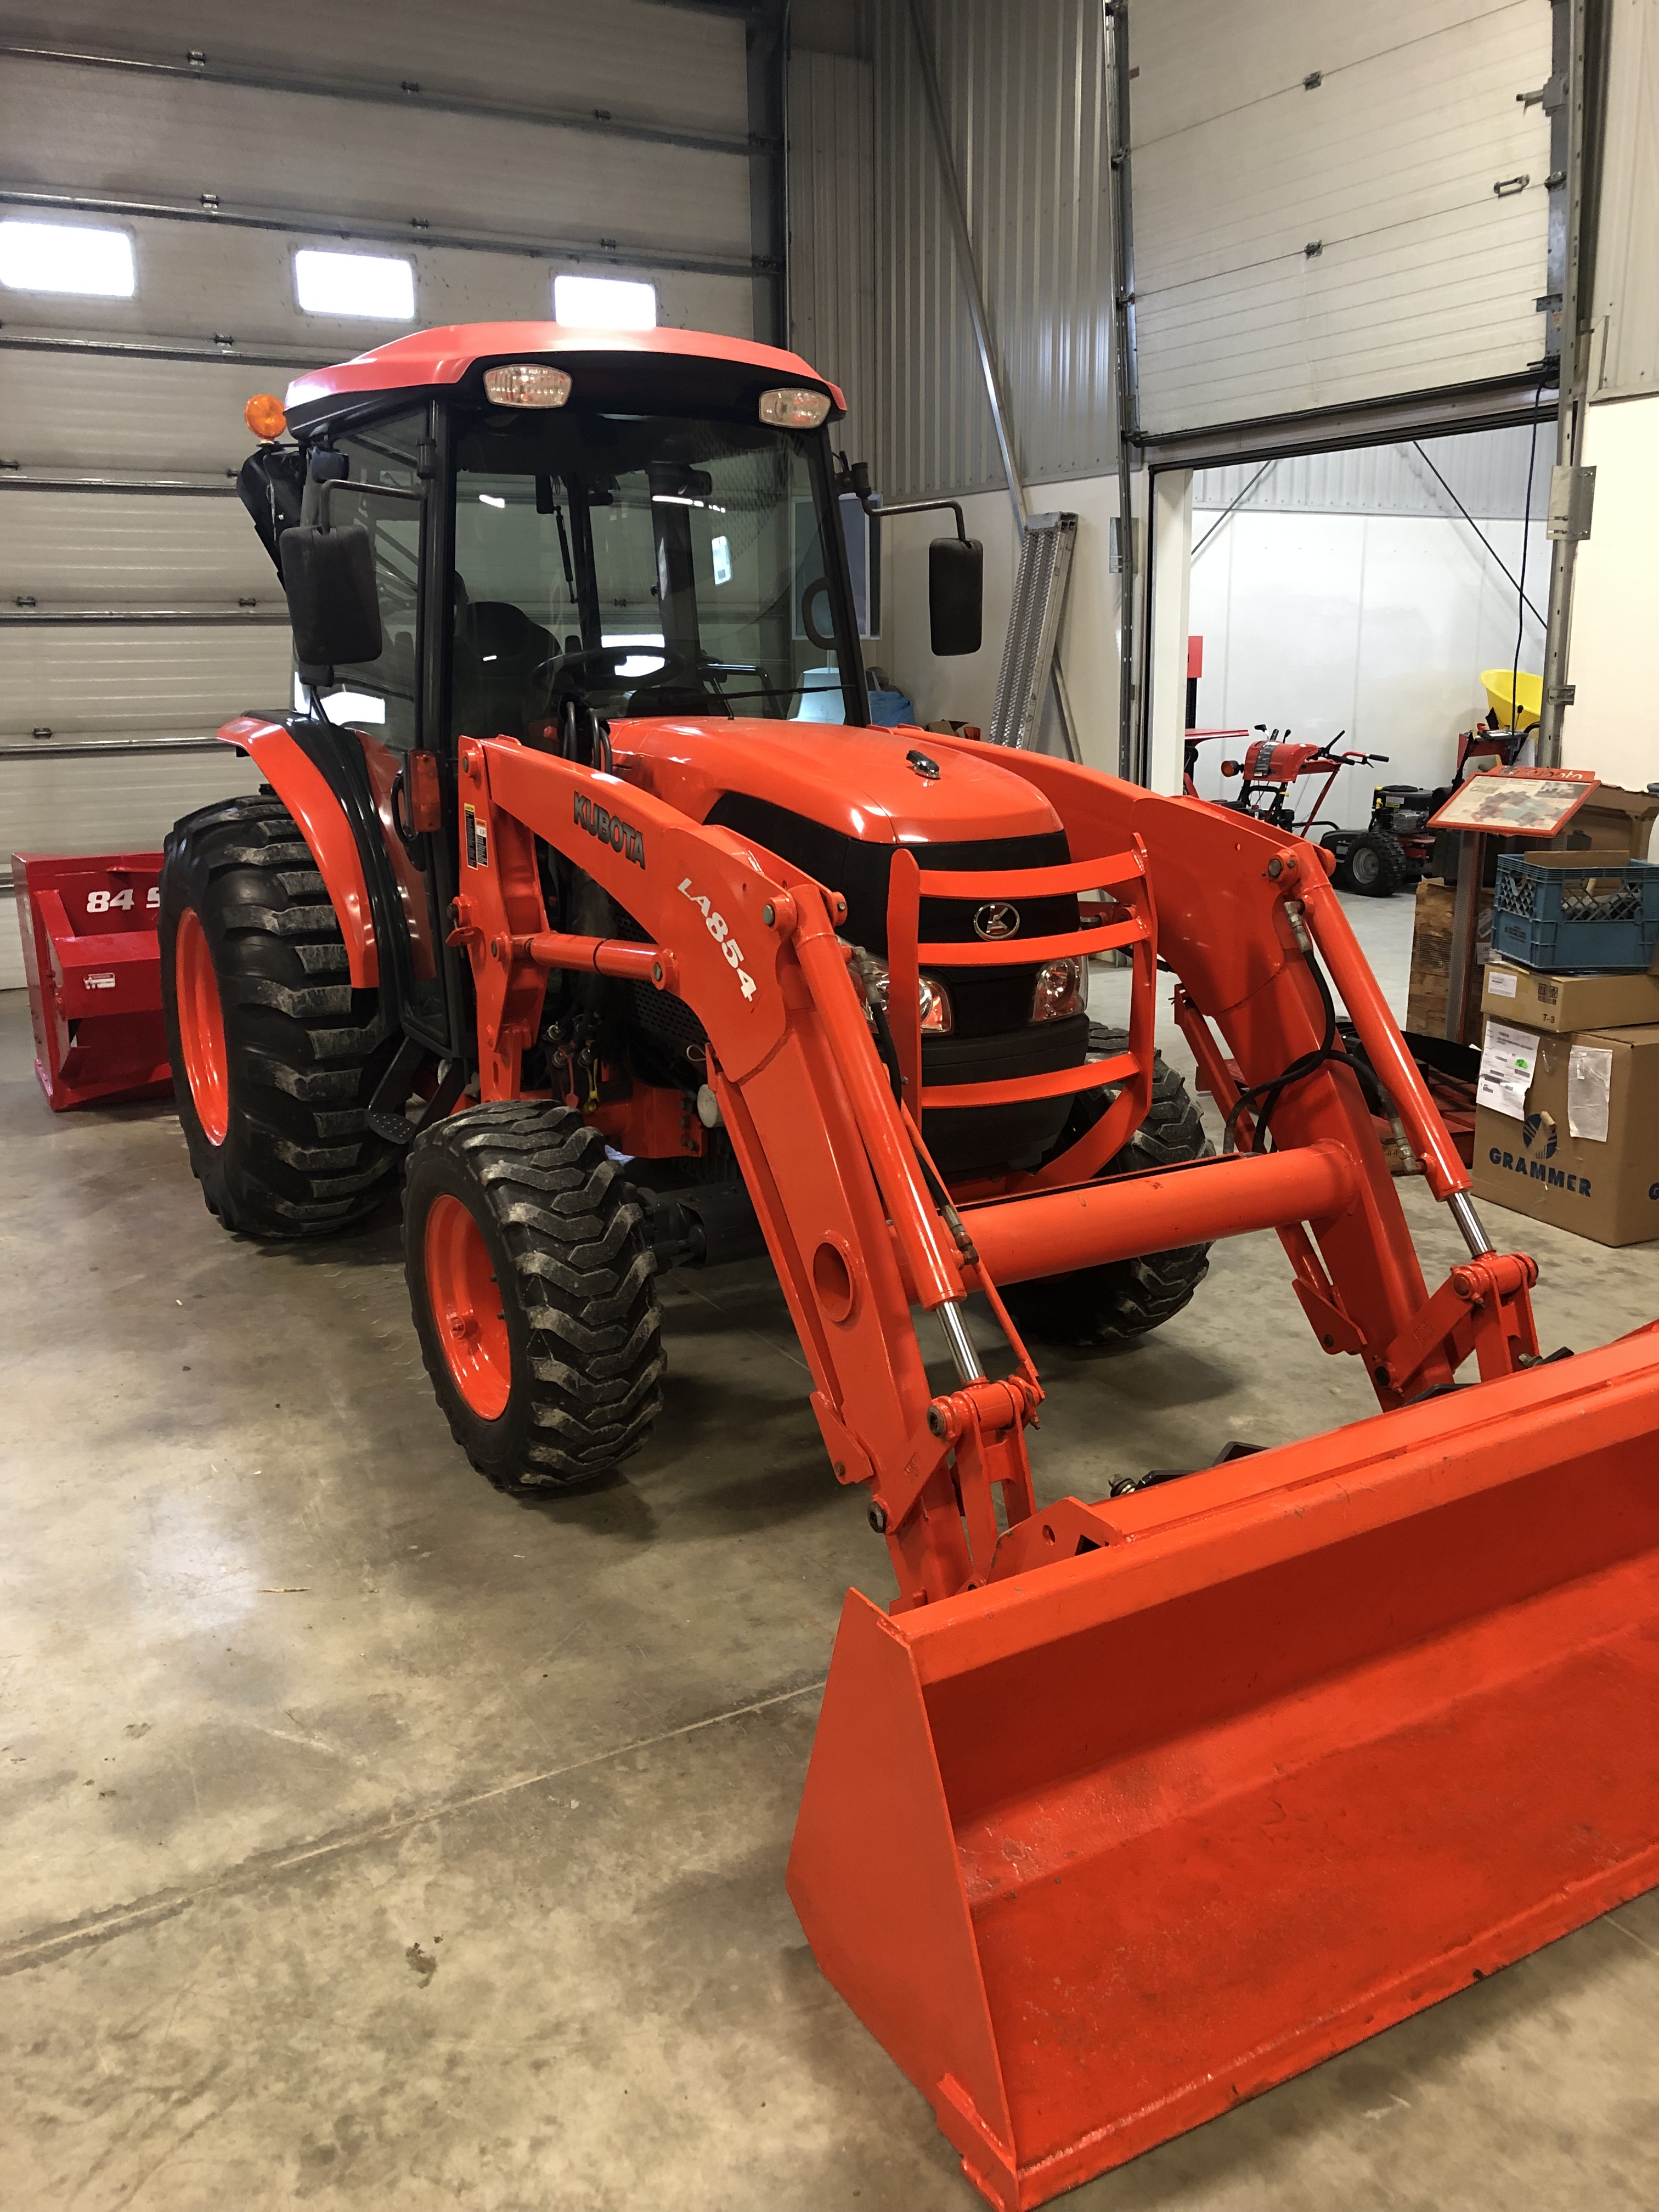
[789,1325,1659,2206]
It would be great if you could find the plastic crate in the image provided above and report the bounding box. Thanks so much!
[1491,852,1659,973]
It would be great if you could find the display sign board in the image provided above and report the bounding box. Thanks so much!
[1427,765,1599,838]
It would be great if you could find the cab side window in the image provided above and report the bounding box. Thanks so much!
[298,410,424,749]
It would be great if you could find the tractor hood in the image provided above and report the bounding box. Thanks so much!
[616,718,1064,847]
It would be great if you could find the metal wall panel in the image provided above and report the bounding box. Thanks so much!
[0,492,273,603]
[788,50,877,445]
[0,0,751,137]
[2,745,264,984]
[1131,0,1554,435]
[1,747,263,854]
[864,0,1115,500]
[0,57,753,269]
[0,347,321,471]
[1,625,294,737]
[1193,424,1554,519]
[1590,0,1659,398]
[0,215,754,357]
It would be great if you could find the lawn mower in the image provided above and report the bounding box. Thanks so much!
[1319,712,1531,894]
[1194,720,1528,899]
[1187,724,1409,891]
[154,323,1659,2209]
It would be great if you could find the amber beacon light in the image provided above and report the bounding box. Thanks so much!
[243,392,287,439]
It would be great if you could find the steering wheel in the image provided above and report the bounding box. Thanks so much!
[527,645,735,722]
[800,578,836,652]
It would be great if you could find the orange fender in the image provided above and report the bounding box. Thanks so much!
[217,717,379,988]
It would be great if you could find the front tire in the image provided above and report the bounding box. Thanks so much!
[1003,1024,1212,1347]
[404,1103,665,1491]
[159,793,400,1237]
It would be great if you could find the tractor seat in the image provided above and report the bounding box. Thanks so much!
[452,597,553,743]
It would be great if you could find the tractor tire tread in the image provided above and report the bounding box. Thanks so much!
[160,793,402,1238]
[405,1103,664,1492]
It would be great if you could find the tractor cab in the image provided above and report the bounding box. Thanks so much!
[242,325,1105,1184]
[249,323,981,751]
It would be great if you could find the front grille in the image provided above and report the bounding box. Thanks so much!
[704,795,1078,1041]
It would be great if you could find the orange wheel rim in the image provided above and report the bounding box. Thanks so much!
[174,907,229,1146]
[424,1193,511,1419]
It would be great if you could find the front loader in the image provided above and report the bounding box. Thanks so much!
[159,323,1659,2207]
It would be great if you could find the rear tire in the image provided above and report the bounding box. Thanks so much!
[159,793,400,1237]
[1003,1024,1212,1347]
[1345,831,1407,898]
[404,1102,665,1491]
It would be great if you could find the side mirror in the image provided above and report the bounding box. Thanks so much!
[929,535,983,656]
[280,523,383,670]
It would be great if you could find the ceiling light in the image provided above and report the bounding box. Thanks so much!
[0,219,134,298]
[294,249,415,319]
[554,273,657,330]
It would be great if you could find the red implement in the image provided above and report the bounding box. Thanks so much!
[13,850,170,1109]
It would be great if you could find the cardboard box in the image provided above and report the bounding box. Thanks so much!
[1471,1022,1659,1246]
[1406,878,1493,1039]
[1539,782,1659,865]
[1483,961,1659,1032]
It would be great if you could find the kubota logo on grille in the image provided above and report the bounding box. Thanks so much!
[973,901,1020,941]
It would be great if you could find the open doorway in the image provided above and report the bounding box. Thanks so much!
[1183,422,1549,900]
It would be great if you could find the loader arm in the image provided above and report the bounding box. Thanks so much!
[454,731,1549,1608]
[454,733,1041,1605]
[950,737,1543,1407]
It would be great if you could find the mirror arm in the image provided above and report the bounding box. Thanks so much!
[857,492,968,543]
[843,456,967,543]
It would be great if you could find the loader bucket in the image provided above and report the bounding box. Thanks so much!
[788,1325,1659,2209]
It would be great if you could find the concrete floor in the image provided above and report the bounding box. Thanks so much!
[3,889,1657,2212]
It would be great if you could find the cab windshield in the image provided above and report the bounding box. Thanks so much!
[450,408,860,741]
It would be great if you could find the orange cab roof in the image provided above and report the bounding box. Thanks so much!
[285,321,845,420]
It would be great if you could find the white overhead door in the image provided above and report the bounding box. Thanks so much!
[1130,0,1556,437]
[0,0,760,984]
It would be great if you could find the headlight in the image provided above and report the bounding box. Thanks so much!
[759,386,831,428]
[861,955,953,1034]
[1031,956,1087,1023]
[483,363,572,407]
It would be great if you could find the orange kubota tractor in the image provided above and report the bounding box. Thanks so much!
[163,325,1658,2208]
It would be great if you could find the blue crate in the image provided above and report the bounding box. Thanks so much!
[1491,853,1659,973]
